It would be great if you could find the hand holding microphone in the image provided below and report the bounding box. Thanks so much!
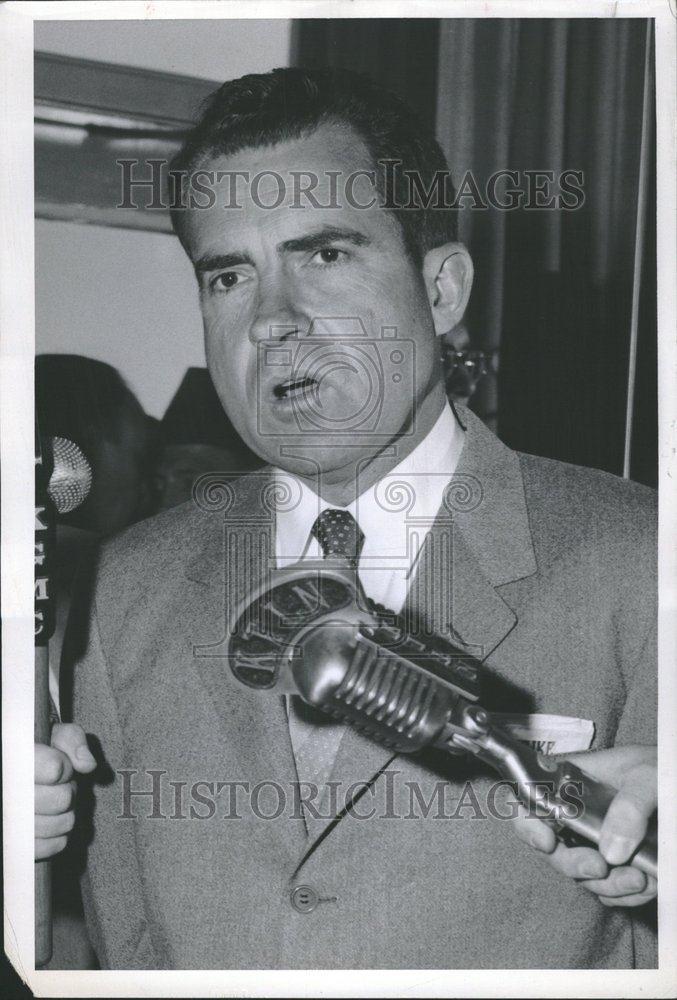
[35,723,96,860]
[34,430,92,964]
[510,744,657,906]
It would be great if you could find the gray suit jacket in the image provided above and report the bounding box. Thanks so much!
[71,407,657,969]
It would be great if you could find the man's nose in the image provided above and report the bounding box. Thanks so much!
[249,275,304,345]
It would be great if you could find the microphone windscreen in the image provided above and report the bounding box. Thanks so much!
[47,437,93,514]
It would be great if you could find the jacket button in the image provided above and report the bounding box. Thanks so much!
[291,884,319,913]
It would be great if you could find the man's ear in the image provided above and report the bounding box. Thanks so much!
[422,243,474,336]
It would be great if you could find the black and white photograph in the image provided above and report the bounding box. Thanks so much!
[1,2,676,996]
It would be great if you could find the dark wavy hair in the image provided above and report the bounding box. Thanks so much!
[170,66,457,266]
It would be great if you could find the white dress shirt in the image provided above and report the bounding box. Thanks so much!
[274,401,465,612]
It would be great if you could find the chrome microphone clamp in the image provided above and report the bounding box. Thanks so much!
[227,560,657,878]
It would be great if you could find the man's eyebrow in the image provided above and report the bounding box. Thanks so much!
[193,227,369,277]
[194,251,254,276]
[278,227,371,254]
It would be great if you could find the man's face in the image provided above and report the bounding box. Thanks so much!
[182,124,442,479]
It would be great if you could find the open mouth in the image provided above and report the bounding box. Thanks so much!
[273,376,318,401]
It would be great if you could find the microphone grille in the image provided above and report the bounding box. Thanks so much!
[47,437,93,514]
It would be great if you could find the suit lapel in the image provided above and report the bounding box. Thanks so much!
[403,404,538,661]
[449,406,537,588]
[404,522,518,661]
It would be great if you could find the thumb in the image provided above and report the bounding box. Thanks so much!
[598,760,657,866]
[51,723,97,774]
[564,746,655,786]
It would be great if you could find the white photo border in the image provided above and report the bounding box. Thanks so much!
[1,2,675,996]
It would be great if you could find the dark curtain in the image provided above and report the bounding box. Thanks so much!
[292,19,440,132]
[437,19,655,484]
[292,18,657,486]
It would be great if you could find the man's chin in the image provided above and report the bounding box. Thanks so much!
[258,438,381,478]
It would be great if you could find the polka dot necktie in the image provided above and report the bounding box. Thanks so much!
[287,509,365,836]
[310,508,365,567]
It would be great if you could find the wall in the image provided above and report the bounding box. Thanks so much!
[34,18,292,82]
[34,18,292,418]
[35,218,205,419]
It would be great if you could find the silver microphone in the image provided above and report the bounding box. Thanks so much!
[47,436,92,514]
[226,559,657,878]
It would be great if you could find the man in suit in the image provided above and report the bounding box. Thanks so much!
[35,67,657,968]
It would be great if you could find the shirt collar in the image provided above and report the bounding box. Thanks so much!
[185,401,537,595]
